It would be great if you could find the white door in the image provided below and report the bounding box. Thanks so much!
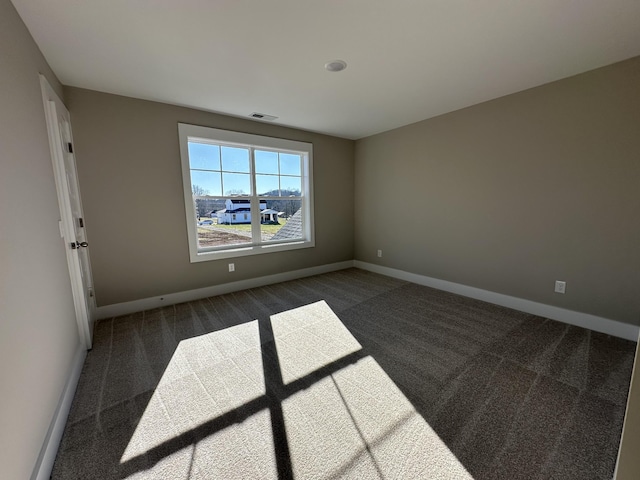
[40,75,95,349]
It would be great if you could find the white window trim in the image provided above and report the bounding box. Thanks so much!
[178,123,315,262]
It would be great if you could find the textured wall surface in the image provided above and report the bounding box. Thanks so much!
[355,57,640,325]
[0,0,81,478]
[65,88,355,306]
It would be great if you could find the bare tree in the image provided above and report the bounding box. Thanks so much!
[224,188,247,196]
[192,184,209,197]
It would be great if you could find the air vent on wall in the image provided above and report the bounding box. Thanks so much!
[249,112,278,121]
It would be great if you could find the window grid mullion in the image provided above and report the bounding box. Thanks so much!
[217,146,222,195]
[277,152,281,196]
[249,147,261,244]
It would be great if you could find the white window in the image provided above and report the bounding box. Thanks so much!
[178,123,314,262]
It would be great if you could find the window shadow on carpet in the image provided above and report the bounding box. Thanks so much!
[115,301,472,479]
[52,270,635,479]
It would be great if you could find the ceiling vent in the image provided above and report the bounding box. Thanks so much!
[249,112,278,121]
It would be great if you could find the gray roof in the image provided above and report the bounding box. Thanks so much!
[271,208,303,241]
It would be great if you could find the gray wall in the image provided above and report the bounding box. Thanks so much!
[64,88,355,307]
[355,57,640,325]
[617,335,640,479]
[0,0,82,478]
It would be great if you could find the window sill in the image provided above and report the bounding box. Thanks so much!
[189,239,315,263]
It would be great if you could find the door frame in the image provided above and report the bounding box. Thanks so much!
[40,75,94,349]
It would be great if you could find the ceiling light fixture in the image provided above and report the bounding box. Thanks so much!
[325,60,347,72]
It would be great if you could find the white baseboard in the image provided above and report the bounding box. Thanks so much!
[96,260,355,320]
[355,261,639,341]
[96,258,638,341]
[31,343,86,480]
[35,262,635,479]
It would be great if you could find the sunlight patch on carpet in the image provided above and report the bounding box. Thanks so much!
[283,355,474,479]
[119,302,472,479]
[270,300,362,384]
[121,320,267,465]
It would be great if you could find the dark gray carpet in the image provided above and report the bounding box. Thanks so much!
[52,268,635,479]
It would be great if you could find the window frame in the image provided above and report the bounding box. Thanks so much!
[178,123,314,262]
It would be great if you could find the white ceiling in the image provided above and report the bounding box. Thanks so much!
[12,0,640,139]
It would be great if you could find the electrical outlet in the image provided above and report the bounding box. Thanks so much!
[554,280,566,294]
[377,249,383,258]
[228,263,235,272]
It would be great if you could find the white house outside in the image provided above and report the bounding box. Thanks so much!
[216,199,272,225]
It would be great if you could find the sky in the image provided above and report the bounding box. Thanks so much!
[188,142,301,196]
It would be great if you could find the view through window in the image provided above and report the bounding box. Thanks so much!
[178,124,313,261]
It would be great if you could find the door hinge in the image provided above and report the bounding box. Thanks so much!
[67,142,73,153]
[79,217,84,228]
